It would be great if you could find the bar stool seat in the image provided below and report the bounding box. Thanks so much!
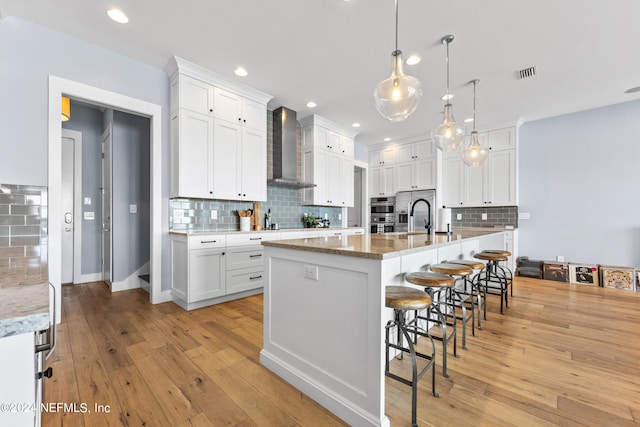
[448,260,486,329]
[474,252,510,317]
[480,250,514,297]
[430,263,475,350]
[405,271,456,377]
[385,286,438,427]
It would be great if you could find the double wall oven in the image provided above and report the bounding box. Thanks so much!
[370,196,395,233]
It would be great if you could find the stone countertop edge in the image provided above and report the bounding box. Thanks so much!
[262,229,506,260]
[0,282,50,338]
[169,227,364,236]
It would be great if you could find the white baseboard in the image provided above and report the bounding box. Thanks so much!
[110,262,149,292]
[75,273,103,284]
[152,290,173,304]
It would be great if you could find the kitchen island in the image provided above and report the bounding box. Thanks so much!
[260,229,506,427]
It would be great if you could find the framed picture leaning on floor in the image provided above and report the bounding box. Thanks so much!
[569,263,599,286]
[600,265,635,291]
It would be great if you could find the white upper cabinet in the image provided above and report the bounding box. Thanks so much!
[299,115,357,207]
[166,56,272,201]
[396,140,434,163]
[369,146,397,166]
[213,88,266,132]
[441,126,517,207]
[172,74,214,116]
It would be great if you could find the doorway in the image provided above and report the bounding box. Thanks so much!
[48,76,166,323]
[60,129,83,284]
[101,125,112,285]
[347,162,368,229]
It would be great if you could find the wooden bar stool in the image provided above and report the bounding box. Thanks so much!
[430,263,475,350]
[481,249,513,297]
[447,259,486,330]
[385,286,439,427]
[474,252,510,317]
[404,271,457,378]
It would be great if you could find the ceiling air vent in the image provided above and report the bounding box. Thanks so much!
[517,66,537,79]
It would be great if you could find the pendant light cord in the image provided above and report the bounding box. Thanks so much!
[472,80,477,131]
[445,40,450,99]
[394,0,399,52]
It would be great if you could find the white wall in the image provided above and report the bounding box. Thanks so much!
[0,16,171,290]
[518,100,640,267]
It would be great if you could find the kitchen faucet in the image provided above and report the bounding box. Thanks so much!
[409,198,432,233]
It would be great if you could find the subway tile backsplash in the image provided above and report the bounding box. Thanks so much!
[0,183,48,286]
[169,186,342,232]
[451,206,518,228]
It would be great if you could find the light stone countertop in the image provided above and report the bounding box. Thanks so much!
[169,226,363,236]
[262,229,504,260]
[0,282,50,337]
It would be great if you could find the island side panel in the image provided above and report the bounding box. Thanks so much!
[261,245,398,427]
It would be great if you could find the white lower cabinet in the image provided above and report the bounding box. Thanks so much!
[0,333,36,427]
[170,229,364,310]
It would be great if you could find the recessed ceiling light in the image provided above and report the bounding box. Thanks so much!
[234,67,248,77]
[352,122,361,128]
[441,94,454,101]
[464,118,474,123]
[107,8,129,24]
[624,86,640,94]
[383,137,391,142]
[306,101,317,108]
[406,55,421,65]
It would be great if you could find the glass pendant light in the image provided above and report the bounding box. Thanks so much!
[373,0,422,122]
[433,35,465,151]
[463,79,488,167]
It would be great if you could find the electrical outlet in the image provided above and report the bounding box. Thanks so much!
[456,213,462,220]
[338,213,342,220]
[303,264,319,280]
[481,213,487,221]
[84,197,91,205]
[129,204,137,214]
[211,210,217,220]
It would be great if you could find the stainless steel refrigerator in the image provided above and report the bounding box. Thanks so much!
[395,189,436,233]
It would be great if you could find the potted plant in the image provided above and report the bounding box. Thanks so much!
[303,214,318,228]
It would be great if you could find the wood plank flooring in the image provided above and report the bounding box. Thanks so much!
[43,278,640,426]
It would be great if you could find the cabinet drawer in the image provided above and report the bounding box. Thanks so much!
[226,232,278,246]
[189,235,226,250]
[227,247,264,270]
[226,268,264,294]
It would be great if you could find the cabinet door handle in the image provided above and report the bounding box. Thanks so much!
[249,275,263,280]
[249,237,262,241]
[209,108,213,113]
[238,117,242,121]
[249,253,263,258]
[201,240,217,243]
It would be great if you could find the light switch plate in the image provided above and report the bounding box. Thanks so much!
[481,213,487,220]
[84,197,91,205]
[456,213,462,220]
[129,204,137,214]
[211,210,217,220]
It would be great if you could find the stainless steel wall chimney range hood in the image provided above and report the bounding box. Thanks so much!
[268,106,316,189]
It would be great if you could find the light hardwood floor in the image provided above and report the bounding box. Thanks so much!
[43,277,640,427]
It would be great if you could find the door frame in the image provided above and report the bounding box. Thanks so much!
[48,75,166,323]
[354,159,369,231]
[61,128,84,283]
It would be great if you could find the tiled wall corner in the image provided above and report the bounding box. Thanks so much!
[0,184,48,286]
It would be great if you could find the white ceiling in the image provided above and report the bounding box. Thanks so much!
[2,0,640,146]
